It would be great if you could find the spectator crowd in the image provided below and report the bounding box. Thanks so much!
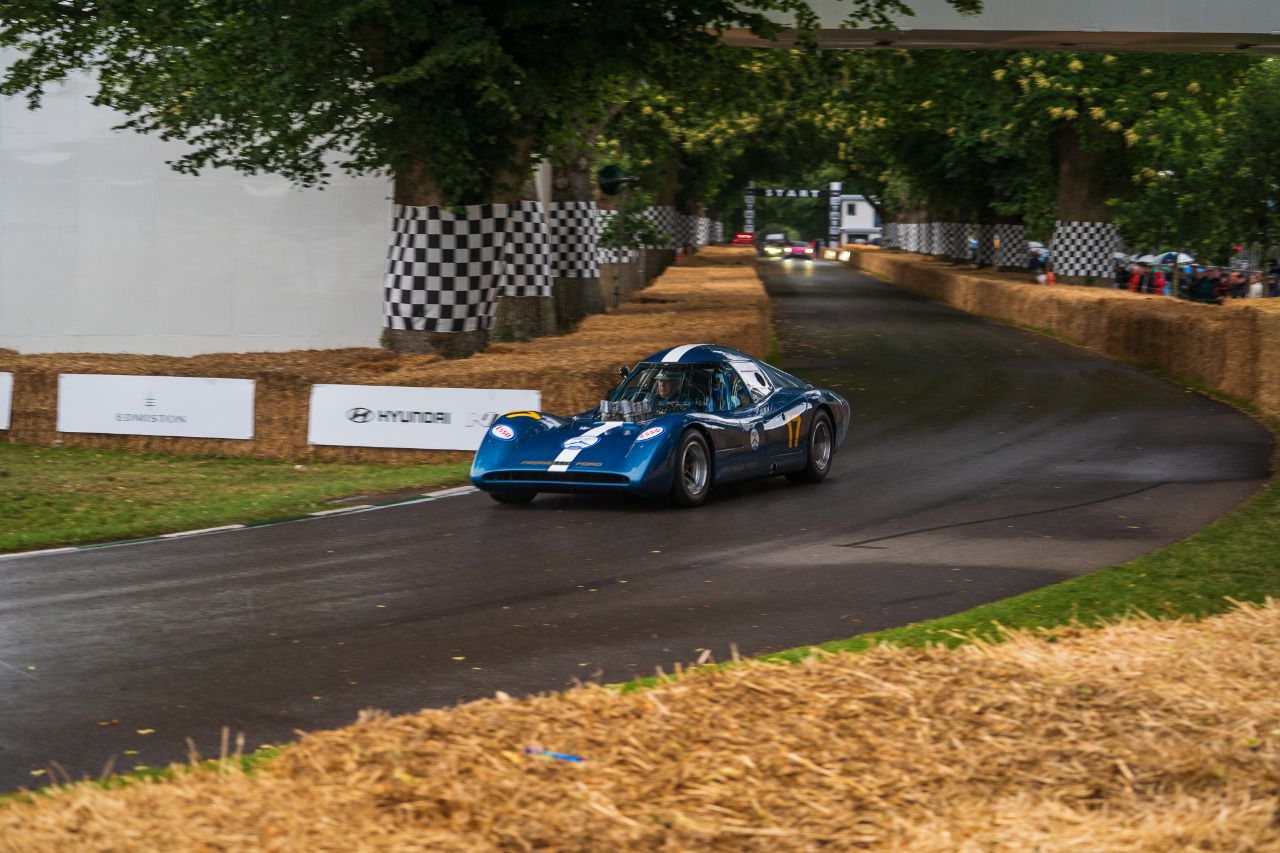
[1111,260,1280,303]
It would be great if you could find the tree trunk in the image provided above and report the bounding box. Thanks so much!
[548,145,604,332]
[1052,122,1123,283]
[382,160,491,357]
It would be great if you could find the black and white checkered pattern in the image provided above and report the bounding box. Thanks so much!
[384,204,505,333]
[921,222,939,255]
[1051,220,1120,278]
[883,222,900,249]
[548,201,600,279]
[694,217,711,246]
[943,222,968,258]
[995,224,1028,267]
[900,223,921,253]
[975,224,997,265]
[383,202,553,333]
[500,201,553,297]
[645,206,678,249]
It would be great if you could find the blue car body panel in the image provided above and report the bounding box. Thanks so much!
[470,344,850,502]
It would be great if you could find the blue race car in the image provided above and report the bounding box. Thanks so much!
[470,344,850,507]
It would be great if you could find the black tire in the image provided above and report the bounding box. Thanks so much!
[669,430,712,507]
[786,411,834,484]
[490,490,536,505]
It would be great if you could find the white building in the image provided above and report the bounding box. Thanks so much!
[837,195,881,244]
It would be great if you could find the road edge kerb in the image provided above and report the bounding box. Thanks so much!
[0,486,480,563]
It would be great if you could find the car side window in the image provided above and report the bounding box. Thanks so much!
[735,362,772,403]
[713,367,751,412]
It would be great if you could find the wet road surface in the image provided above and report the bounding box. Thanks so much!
[1,258,1271,790]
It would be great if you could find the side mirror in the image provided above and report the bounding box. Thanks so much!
[618,366,630,379]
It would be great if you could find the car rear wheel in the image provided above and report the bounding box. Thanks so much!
[787,411,833,484]
[670,430,712,507]
[490,490,536,505]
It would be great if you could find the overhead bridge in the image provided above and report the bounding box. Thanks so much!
[722,0,1280,54]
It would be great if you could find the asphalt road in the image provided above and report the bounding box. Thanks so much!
[1,258,1271,791]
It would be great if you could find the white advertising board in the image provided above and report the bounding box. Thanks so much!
[0,372,11,430]
[56,374,255,439]
[308,385,541,451]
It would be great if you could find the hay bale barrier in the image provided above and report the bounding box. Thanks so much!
[0,247,768,463]
[2,600,1277,850]
[851,251,1280,422]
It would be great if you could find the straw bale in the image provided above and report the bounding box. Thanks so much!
[4,599,1277,851]
[855,252,1280,422]
[0,248,768,462]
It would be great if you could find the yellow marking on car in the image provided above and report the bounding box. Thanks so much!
[787,416,803,448]
[504,411,541,420]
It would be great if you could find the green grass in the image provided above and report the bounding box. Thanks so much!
[0,444,472,554]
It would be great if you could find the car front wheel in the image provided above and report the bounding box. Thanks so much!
[787,411,833,484]
[670,430,712,507]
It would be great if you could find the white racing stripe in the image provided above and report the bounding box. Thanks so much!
[763,402,809,431]
[661,343,707,363]
[549,421,624,472]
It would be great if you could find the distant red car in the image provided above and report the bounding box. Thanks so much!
[783,241,815,260]
[730,232,755,245]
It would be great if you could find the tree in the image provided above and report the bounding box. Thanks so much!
[1,0,980,353]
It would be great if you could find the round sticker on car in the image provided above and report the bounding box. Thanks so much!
[562,435,599,450]
[490,424,516,441]
[749,427,760,450]
[636,426,664,442]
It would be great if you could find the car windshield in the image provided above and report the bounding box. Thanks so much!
[601,363,717,420]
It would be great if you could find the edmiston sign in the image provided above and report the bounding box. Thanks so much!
[56,374,256,439]
[309,384,540,451]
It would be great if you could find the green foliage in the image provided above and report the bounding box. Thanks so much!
[597,190,668,250]
[1114,58,1280,261]
[0,1,978,205]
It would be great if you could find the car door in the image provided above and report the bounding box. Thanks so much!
[705,365,762,482]
[734,361,807,470]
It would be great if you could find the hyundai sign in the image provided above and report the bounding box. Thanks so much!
[56,374,255,439]
[308,384,541,450]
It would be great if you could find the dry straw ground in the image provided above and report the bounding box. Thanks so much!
[2,600,1276,851]
[0,248,769,462]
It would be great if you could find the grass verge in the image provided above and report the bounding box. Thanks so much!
[0,443,471,554]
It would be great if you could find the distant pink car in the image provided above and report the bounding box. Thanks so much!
[783,242,815,260]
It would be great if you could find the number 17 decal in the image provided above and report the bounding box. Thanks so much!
[787,416,802,449]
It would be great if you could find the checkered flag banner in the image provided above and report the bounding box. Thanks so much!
[900,223,920,253]
[644,206,678,249]
[883,222,900,249]
[548,200,600,279]
[1052,220,1120,278]
[976,224,997,265]
[384,204,504,334]
[995,223,1028,267]
[695,217,711,246]
[384,202,553,333]
[943,222,968,258]
[500,200,553,297]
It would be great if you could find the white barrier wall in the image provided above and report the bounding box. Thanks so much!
[0,50,392,356]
